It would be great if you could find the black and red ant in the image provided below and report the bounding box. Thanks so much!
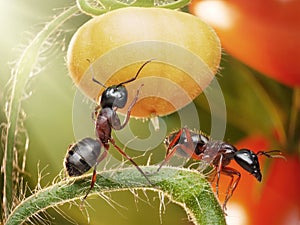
[65,60,153,200]
[157,127,283,210]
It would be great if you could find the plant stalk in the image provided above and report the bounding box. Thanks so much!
[5,166,226,225]
[1,5,79,220]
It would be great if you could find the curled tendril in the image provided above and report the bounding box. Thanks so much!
[76,0,191,16]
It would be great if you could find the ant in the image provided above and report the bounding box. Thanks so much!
[65,60,153,201]
[157,127,284,211]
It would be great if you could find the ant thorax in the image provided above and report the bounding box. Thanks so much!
[200,140,226,164]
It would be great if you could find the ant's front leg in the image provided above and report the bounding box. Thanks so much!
[220,167,241,211]
[108,84,143,131]
[117,84,144,130]
[215,153,224,198]
[156,129,184,172]
[108,109,122,130]
[92,105,101,121]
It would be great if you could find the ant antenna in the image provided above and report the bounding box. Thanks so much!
[92,77,107,88]
[257,150,286,160]
[90,59,154,88]
[117,59,154,87]
[87,59,107,88]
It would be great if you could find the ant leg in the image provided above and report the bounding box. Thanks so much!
[220,167,241,211]
[157,145,181,172]
[157,128,200,172]
[215,154,224,198]
[118,84,144,130]
[183,127,203,160]
[167,129,184,154]
[81,165,98,203]
[157,144,200,172]
[109,138,153,185]
[209,170,217,183]
[92,105,101,121]
[81,149,108,202]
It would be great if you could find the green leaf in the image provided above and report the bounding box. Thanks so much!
[5,167,226,225]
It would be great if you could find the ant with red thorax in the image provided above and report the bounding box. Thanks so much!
[157,127,284,210]
[65,60,153,201]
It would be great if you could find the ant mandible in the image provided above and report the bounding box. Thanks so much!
[157,127,284,211]
[65,60,153,201]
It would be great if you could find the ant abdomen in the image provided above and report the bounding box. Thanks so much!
[65,138,101,177]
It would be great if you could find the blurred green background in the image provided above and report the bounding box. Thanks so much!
[1,1,299,225]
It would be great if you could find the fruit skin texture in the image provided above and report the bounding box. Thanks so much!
[67,7,221,117]
[190,0,300,87]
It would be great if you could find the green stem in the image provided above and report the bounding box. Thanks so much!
[5,167,226,225]
[130,0,191,9]
[77,0,191,16]
[77,0,107,16]
[1,5,79,219]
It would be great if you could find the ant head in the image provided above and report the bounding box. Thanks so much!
[234,149,262,182]
[100,84,128,109]
[93,59,153,109]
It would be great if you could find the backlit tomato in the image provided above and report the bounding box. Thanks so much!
[190,0,300,87]
[67,7,221,117]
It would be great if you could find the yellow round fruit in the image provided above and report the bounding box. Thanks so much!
[67,7,221,117]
